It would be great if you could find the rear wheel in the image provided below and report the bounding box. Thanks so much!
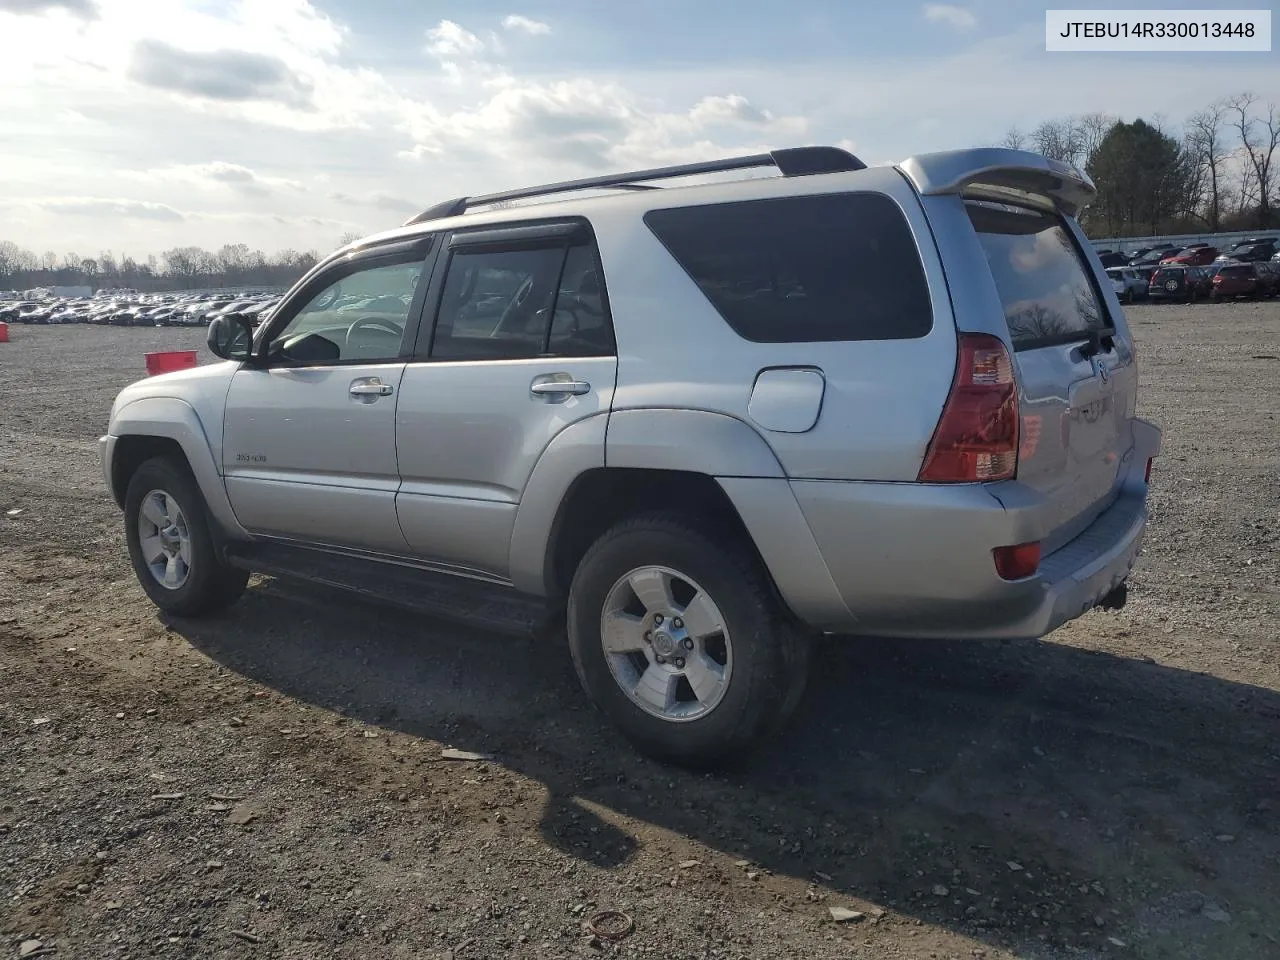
[566,512,810,768]
[124,457,248,617]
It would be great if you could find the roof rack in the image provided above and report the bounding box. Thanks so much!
[403,145,866,226]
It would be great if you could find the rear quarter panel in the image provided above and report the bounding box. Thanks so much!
[591,167,957,482]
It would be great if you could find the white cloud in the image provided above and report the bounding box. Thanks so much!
[426,19,485,58]
[502,14,550,36]
[327,190,418,214]
[0,0,97,16]
[923,3,976,31]
[688,94,771,126]
[37,197,185,221]
[129,162,305,197]
[402,33,807,172]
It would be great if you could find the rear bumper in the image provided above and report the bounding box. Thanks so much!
[782,418,1161,640]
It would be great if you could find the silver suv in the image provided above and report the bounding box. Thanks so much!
[102,146,1161,766]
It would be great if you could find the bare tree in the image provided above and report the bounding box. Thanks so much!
[1186,103,1230,230]
[1001,126,1027,150]
[1229,92,1280,228]
[1078,112,1115,167]
[1031,118,1086,164]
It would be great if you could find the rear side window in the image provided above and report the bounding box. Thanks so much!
[644,193,932,343]
[966,201,1110,351]
[1219,265,1251,278]
[428,238,615,361]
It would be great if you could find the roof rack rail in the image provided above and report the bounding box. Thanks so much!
[403,145,866,226]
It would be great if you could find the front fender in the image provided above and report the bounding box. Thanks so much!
[106,396,247,539]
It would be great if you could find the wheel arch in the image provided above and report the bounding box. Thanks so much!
[509,408,785,598]
[108,397,247,539]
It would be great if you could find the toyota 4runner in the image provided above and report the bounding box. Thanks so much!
[102,146,1161,766]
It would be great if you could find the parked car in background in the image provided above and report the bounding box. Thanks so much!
[1129,246,1180,268]
[1211,261,1280,300]
[0,301,34,322]
[1106,267,1149,302]
[1097,250,1129,268]
[1161,246,1220,266]
[1222,237,1279,263]
[0,289,282,328]
[1147,264,1212,302]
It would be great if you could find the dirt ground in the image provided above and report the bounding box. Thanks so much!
[2,304,1278,960]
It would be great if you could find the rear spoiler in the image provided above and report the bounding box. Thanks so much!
[897,148,1097,218]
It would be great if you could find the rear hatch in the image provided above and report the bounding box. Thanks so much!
[1214,264,1253,293]
[963,201,1134,550]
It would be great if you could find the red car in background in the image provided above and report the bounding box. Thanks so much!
[1211,261,1280,300]
[1161,245,1220,266]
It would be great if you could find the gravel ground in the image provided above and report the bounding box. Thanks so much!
[1,304,1278,960]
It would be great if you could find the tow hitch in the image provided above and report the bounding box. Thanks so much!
[1097,582,1128,611]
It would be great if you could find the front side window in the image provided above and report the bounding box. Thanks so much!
[271,259,426,363]
[966,201,1110,351]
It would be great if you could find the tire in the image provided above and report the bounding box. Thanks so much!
[124,456,248,617]
[566,511,810,768]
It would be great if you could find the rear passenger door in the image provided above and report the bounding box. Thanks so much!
[394,219,618,577]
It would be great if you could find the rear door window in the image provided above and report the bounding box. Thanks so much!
[427,233,616,361]
[965,201,1111,351]
[644,192,932,343]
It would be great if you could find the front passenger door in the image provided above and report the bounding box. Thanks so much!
[222,239,435,553]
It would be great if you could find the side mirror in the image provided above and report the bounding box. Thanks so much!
[207,314,254,362]
[271,331,341,364]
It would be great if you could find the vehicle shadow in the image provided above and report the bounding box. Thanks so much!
[176,576,1280,959]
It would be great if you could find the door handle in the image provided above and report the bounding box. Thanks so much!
[350,378,393,399]
[530,377,590,398]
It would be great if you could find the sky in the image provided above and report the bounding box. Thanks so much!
[1,0,1277,259]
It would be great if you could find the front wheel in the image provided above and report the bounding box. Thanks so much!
[124,457,248,617]
[566,512,810,768]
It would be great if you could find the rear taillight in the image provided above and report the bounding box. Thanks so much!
[918,333,1019,482]
[993,542,1041,580]
[1144,457,1153,484]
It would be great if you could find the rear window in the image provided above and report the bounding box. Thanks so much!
[1219,265,1252,277]
[966,201,1110,351]
[644,192,932,343]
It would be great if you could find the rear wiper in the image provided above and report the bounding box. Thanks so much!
[1078,328,1115,359]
